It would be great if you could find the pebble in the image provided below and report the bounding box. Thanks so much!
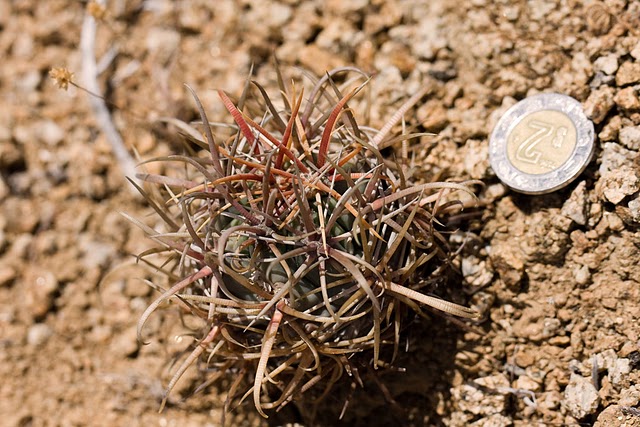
[25,269,59,319]
[584,86,615,124]
[632,41,640,61]
[619,385,640,407]
[598,115,621,141]
[573,264,591,286]
[0,265,16,287]
[489,242,524,288]
[34,120,65,146]
[628,196,640,223]
[614,87,640,111]
[145,28,180,65]
[520,212,571,263]
[462,139,489,179]
[461,255,494,287]
[600,142,635,174]
[111,326,139,358]
[562,182,588,225]
[514,375,541,392]
[590,71,616,89]
[598,166,639,204]
[451,374,510,415]
[593,54,618,75]
[563,373,600,419]
[616,62,640,86]
[594,405,640,427]
[27,323,53,346]
[418,101,449,132]
[619,125,640,150]
[594,349,632,386]
[78,236,114,270]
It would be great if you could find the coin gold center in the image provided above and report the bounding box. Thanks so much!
[506,110,577,175]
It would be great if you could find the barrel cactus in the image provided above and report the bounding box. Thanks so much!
[130,67,479,421]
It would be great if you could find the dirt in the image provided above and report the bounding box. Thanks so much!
[1,0,640,426]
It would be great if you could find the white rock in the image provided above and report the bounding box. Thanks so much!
[452,374,510,416]
[619,126,640,151]
[563,373,600,419]
[628,197,640,222]
[562,181,588,225]
[608,358,631,386]
[35,120,64,146]
[599,143,640,204]
[27,323,53,346]
[593,54,619,75]
[619,385,640,406]
[600,167,639,204]
[146,28,180,64]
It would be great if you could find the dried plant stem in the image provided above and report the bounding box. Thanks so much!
[80,0,138,187]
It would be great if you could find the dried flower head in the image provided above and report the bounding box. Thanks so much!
[130,67,479,421]
[49,67,74,91]
[87,1,107,21]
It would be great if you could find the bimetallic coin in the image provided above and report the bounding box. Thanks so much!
[489,93,595,194]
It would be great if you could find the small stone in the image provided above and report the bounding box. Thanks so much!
[483,183,507,202]
[25,269,59,319]
[584,86,615,124]
[462,139,489,179]
[123,278,151,298]
[0,265,16,287]
[598,142,639,203]
[469,414,512,426]
[632,41,640,61]
[461,255,494,287]
[619,385,640,407]
[503,6,520,21]
[418,101,449,132]
[78,236,114,270]
[562,181,588,225]
[619,126,640,150]
[594,405,640,427]
[628,197,640,222]
[111,326,140,358]
[614,87,640,111]
[145,28,180,65]
[599,167,639,204]
[599,115,621,142]
[27,323,53,346]
[563,373,600,419]
[33,120,64,146]
[514,375,541,392]
[590,71,616,89]
[608,358,631,385]
[520,212,571,263]
[489,242,524,288]
[573,264,590,286]
[593,54,618,75]
[600,142,633,173]
[298,45,344,76]
[514,348,536,367]
[452,374,510,416]
[616,62,640,86]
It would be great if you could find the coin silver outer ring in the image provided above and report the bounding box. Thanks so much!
[489,93,595,195]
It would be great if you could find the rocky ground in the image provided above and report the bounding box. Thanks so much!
[1,1,640,426]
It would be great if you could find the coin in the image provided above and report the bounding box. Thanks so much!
[489,93,595,194]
